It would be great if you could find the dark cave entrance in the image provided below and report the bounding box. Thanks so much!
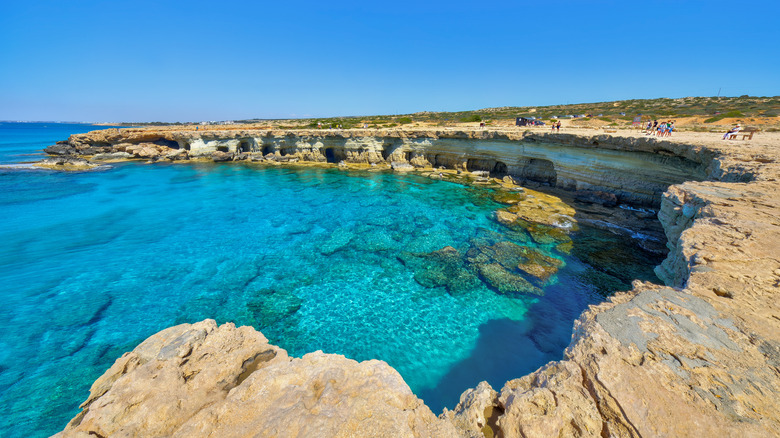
[238,140,252,153]
[153,139,181,149]
[492,161,508,176]
[524,158,557,185]
[324,148,337,163]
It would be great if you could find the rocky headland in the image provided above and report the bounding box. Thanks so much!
[51,127,780,437]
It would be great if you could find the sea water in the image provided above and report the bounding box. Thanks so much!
[0,123,661,437]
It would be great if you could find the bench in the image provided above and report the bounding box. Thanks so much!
[729,128,758,140]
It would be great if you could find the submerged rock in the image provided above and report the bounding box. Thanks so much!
[245,288,303,328]
[320,227,355,255]
[466,231,560,291]
[516,250,564,284]
[491,190,526,205]
[475,262,542,296]
[398,246,481,294]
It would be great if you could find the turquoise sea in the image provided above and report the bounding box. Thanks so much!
[0,123,661,437]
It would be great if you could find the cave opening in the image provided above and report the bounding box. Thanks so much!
[262,145,274,156]
[492,161,508,176]
[153,139,181,149]
[324,148,337,163]
[466,158,497,173]
[238,140,252,153]
[216,145,229,152]
[524,158,557,185]
[404,151,412,162]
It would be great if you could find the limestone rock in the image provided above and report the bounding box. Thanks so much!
[211,150,233,162]
[443,381,500,438]
[165,148,189,160]
[33,156,98,171]
[56,320,458,438]
[44,143,76,155]
[575,189,618,207]
[91,151,133,161]
[390,161,414,171]
[47,127,780,437]
[496,361,603,438]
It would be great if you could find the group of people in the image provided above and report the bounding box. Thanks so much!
[550,121,562,132]
[645,120,675,137]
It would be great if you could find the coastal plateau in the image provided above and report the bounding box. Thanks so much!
[50,128,780,437]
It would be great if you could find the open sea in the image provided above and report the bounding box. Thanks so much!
[0,122,661,437]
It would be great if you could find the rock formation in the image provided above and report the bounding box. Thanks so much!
[45,128,709,207]
[55,320,457,438]
[52,129,780,437]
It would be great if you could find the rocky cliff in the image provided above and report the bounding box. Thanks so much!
[53,129,780,437]
[46,128,710,207]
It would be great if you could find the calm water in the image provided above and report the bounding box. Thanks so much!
[0,123,660,437]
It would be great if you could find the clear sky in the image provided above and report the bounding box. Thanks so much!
[1,0,778,122]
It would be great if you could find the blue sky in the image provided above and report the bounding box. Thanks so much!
[1,0,778,122]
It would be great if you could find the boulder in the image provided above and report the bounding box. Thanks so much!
[165,149,189,161]
[44,144,76,155]
[55,320,458,438]
[211,151,233,162]
[390,161,414,171]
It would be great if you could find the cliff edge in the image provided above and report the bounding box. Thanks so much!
[53,129,780,437]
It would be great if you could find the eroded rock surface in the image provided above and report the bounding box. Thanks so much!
[441,132,780,437]
[44,127,711,207]
[53,130,780,437]
[55,320,457,438]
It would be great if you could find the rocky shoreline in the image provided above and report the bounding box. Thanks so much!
[51,128,780,437]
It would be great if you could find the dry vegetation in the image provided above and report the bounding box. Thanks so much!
[122,96,780,133]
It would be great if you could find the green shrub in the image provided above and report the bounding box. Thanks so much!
[398,117,412,124]
[598,117,612,122]
[704,110,745,123]
[459,115,482,123]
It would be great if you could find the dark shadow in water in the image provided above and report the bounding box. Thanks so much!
[419,281,595,414]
